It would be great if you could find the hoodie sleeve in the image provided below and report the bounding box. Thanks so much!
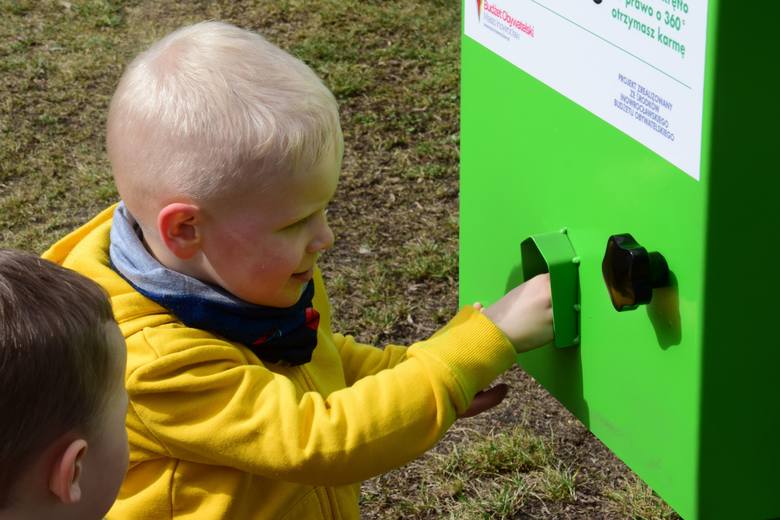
[331,335,409,387]
[311,268,409,386]
[125,306,515,487]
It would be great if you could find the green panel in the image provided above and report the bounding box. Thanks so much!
[461,36,704,516]
[460,2,780,519]
[697,2,780,519]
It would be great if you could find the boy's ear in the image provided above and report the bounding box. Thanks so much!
[157,203,202,260]
[49,439,87,504]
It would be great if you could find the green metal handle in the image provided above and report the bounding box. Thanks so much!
[520,229,580,348]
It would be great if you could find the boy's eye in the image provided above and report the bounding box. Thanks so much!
[282,219,306,231]
[282,208,328,231]
[282,214,313,231]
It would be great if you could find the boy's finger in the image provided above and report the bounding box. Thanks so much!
[457,383,509,418]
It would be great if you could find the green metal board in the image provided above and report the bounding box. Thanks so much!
[460,2,780,519]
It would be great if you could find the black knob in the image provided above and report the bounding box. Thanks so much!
[602,234,670,312]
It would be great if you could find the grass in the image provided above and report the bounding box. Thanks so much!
[362,416,676,519]
[361,425,578,519]
[1,1,678,518]
[605,477,679,520]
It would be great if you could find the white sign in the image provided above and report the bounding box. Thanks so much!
[465,0,709,180]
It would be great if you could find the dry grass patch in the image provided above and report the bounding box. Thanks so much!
[605,476,679,520]
[362,426,580,519]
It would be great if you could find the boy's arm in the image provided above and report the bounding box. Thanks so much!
[331,334,408,386]
[126,306,515,487]
[315,269,506,386]
[313,269,410,385]
[329,307,507,387]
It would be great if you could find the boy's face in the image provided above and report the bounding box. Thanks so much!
[199,146,340,308]
[77,322,129,518]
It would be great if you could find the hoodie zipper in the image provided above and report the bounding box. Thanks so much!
[297,365,337,520]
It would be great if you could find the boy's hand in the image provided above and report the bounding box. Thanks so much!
[457,383,509,419]
[483,273,553,353]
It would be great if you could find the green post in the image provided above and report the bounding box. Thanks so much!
[460,1,780,518]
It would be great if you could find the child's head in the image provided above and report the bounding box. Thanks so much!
[107,22,342,307]
[0,250,128,520]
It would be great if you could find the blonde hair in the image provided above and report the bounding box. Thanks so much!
[107,21,341,210]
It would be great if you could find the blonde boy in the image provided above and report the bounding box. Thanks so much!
[44,21,552,518]
[0,249,128,520]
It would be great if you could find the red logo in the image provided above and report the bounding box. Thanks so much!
[476,0,483,19]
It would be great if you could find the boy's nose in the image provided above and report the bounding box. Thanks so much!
[307,218,334,254]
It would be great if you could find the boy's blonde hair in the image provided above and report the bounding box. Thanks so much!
[107,21,341,212]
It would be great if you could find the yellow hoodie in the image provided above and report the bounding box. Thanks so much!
[43,205,516,519]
